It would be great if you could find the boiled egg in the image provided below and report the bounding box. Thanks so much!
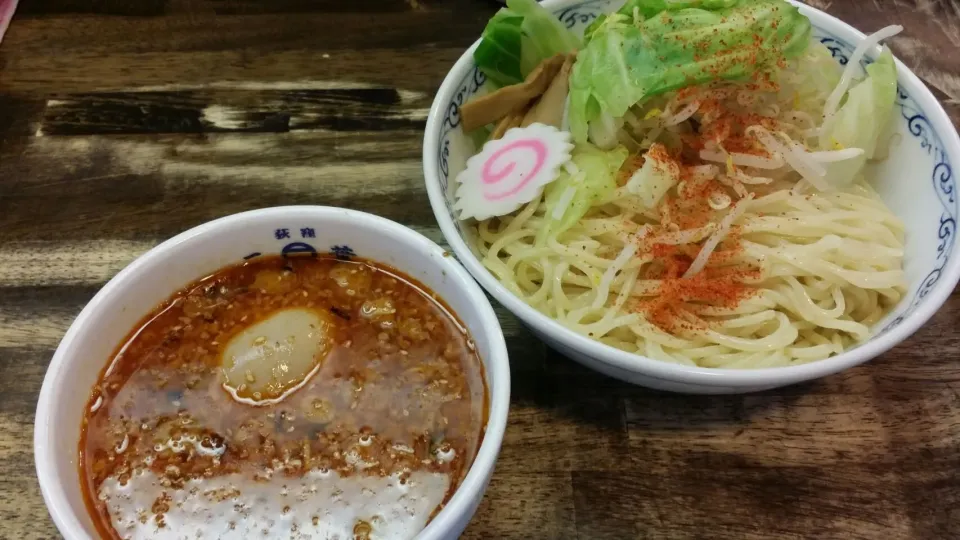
[220,308,335,404]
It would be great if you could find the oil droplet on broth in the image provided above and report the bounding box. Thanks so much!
[98,469,450,540]
[220,308,335,403]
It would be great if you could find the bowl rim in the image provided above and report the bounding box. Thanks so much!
[423,0,960,387]
[33,205,511,540]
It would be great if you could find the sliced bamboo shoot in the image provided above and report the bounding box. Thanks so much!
[460,53,567,133]
[522,53,576,129]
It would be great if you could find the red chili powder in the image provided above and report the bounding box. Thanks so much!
[617,70,790,333]
[633,234,759,334]
[691,97,780,154]
[628,136,761,333]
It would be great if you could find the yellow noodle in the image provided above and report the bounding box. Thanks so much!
[468,75,906,369]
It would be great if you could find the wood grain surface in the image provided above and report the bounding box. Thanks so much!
[2,0,960,538]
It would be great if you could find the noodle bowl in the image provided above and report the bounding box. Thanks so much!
[424,0,960,393]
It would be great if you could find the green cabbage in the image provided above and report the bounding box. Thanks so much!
[820,48,898,159]
[474,10,524,88]
[473,0,580,89]
[624,144,679,209]
[817,48,898,187]
[585,0,741,38]
[569,0,812,143]
[538,143,629,244]
[785,41,843,117]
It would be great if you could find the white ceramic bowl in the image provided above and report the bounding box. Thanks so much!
[34,206,510,539]
[424,0,960,394]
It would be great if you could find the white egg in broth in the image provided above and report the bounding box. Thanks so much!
[220,307,336,403]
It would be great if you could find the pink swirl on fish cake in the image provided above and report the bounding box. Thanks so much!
[480,138,548,201]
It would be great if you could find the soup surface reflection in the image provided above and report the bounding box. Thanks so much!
[79,254,488,540]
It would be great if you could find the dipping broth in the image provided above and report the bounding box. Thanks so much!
[79,254,488,540]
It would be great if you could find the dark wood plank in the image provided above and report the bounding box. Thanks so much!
[461,472,577,540]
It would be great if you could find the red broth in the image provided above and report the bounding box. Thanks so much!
[79,254,488,539]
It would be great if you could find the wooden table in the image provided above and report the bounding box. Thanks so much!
[2,0,960,538]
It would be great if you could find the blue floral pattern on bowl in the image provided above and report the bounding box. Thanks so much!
[815,36,957,333]
[435,0,958,338]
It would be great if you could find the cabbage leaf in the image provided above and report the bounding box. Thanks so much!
[474,0,580,89]
[538,143,629,244]
[820,48,898,160]
[569,0,811,143]
[817,48,898,187]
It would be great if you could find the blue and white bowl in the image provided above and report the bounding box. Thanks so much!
[423,0,960,393]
